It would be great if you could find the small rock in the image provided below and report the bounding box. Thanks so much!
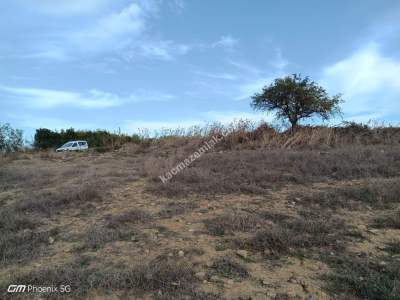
[188,229,195,232]
[226,279,234,285]
[379,261,387,267]
[195,272,206,280]
[236,250,248,259]
[168,252,173,257]
[367,229,379,235]
[205,261,214,267]
[261,279,269,286]
[299,279,308,290]
[288,276,297,284]
[263,249,272,256]
[178,250,185,257]
[210,275,220,282]
[48,237,55,244]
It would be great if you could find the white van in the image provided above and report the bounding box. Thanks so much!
[56,140,88,152]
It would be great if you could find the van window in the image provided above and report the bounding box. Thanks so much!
[78,142,85,146]
[72,143,77,147]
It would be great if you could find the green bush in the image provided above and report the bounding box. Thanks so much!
[34,127,141,150]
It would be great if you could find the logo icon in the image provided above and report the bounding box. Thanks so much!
[7,285,26,293]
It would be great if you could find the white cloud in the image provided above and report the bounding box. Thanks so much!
[192,70,237,80]
[321,42,400,116]
[0,86,174,109]
[203,110,272,124]
[272,48,288,70]
[11,114,96,132]
[123,110,272,134]
[70,2,149,52]
[23,44,70,62]
[212,35,239,49]
[131,40,190,61]
[22,0,111,15]
[235,77,275,100]
[27,0,190,62]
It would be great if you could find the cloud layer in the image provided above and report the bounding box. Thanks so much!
[321,42,400,120]
[0,86,174,109]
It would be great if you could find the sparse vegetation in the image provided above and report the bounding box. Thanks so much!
[210,257,249,280]
[326,255,400,300]
[370,209,400,229]
[293,178,400,210]
[106,209,153,228]
[1,122,400,299]
[205,212,262,236]
[384,242,400,255]
[241,210,360,258]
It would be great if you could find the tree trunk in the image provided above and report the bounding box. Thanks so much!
[290,119,298,133]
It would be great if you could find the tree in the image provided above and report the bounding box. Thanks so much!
[251,74,343,131]
[0,123,23,153]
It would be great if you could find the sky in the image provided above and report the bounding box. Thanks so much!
[1,0,400,140]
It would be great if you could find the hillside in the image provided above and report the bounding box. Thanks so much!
[1,125,399,299]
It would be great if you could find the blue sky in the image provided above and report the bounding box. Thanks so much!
[1,0,400,140]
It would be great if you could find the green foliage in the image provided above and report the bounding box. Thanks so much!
[251,74,343,130]
[34,127,141,150]
[0,123,23,153]
[327,255,400,300]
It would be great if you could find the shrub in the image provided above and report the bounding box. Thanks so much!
[106,209,153,228]
[34,127,141,150]
[0,257,198,299]
[210,257,249,279]
[326,255,400,300]
[205,212,262,236]
[0,123,23,153]
[370,210,400,229]
[0,229,58,265]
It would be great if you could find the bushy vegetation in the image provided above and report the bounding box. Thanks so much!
[251,74,342,130]
[0,123,23,153]
[33,127,141,150]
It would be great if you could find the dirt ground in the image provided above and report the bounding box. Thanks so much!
[0,145,399,299]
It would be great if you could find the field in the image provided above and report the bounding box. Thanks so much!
[1,125,400,299]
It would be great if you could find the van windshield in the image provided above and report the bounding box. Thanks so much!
[62,142,73,148]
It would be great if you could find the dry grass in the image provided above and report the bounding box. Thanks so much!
[1,124,400,299]
[239,210,360,258]
[146,145,400,196]
[292,178,400,210]
[0,256,206,299]
[105,209,153,228]
[205,212,263,236]
[209,256,249,280]
[370,209,400,229]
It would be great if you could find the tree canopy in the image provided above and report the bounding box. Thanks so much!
[251,74,343,130]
